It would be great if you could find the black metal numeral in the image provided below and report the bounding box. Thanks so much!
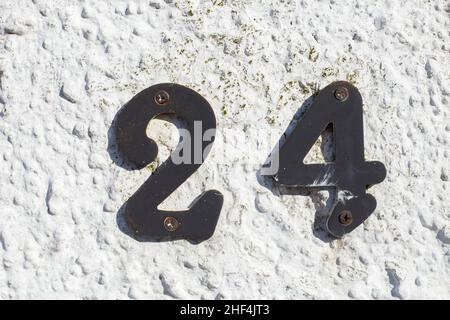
[115,83,223,243]
[270,81,386,237]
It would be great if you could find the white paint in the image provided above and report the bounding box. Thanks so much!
[0,0,449,299]
[336,190,354,204]
[311,166,335,187]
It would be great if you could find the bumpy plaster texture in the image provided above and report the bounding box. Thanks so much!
[0,0,449,299]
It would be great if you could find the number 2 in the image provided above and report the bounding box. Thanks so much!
[115,83,223,243]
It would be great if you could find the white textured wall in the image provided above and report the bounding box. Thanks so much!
[0,0,449,299]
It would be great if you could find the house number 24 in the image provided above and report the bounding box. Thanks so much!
[113,81,386,243]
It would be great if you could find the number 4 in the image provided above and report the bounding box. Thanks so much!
[269,81,386,237]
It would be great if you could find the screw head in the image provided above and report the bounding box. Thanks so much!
[338,210,353,226]
[334,87,349,102]
[163,216,179,232]
[154,90,170,106]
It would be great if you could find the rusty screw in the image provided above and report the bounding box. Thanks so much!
[338,210,353,226]
[334,87,349,102]
[154,90,170,106]
[163,216,179,232]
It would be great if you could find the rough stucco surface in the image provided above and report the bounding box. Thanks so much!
[0,0,449,299]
